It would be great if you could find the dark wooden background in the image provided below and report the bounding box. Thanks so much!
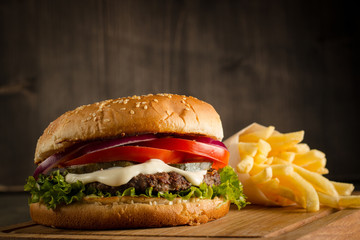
[0,0,359,189]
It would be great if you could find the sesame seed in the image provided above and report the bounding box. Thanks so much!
[185,107,190,111]
[153,99,158,103]
[131,95,141,100]
[181,100,186,104]
[104,119,110,122]
[120,108,126,111]
[141,101,147,105]
[98,102,106,109]
[135,102,141,108]
[143,105,148,110]
[130,110,135,115]
[123,99,129,104]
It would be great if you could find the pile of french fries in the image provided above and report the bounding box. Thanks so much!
[224,123,360,212]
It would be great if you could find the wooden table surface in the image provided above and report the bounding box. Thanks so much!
[1,193,359,240]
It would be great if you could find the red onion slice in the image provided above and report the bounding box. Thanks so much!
[33,152,68,179]
[181,136,227,149]
[75,134,158,156]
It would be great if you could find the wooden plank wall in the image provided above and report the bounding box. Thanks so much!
[0,0,359,187]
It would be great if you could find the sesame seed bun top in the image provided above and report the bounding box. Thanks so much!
[34,93,224,164]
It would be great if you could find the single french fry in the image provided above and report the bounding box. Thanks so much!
[259,179,299,206]
[249,163,268,175]
[278,172,319,212]
[251,167,272,184]
[331,181,355,196]
[238,142,258,157]
[254,154,268,164]
[338,195,360,208]
[257,139,272,156]
[271,164,294,176]
[301,159,326,174]
[238,126,275,142]
[293,150,325,166]
[277,152,295,162]
[272,157,290,165]
[317,191,339,208]
[317,168,329,175]
[287,143,310,154]
[236,155,254,173]
[268,131,304,155]
[293,165,338,197]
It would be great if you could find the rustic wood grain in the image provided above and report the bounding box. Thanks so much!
[0,1,359,188]
[1,206,359,239]
[276,208,360,240]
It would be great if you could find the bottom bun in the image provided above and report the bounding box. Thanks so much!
[30,196,230,229]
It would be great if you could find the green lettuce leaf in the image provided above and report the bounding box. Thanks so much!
[24,166,247,209]
[24,171,86,209]
[214,166,247,209]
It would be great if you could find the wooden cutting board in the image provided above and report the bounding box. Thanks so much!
[1,205,359,240]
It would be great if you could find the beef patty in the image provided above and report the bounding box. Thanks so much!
[87,169,220,195]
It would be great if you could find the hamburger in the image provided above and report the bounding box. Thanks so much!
[24,93,246,229]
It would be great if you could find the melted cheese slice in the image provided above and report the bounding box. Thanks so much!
[65,159,207,186]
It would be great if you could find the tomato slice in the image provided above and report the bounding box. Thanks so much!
[137,138,229,169]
